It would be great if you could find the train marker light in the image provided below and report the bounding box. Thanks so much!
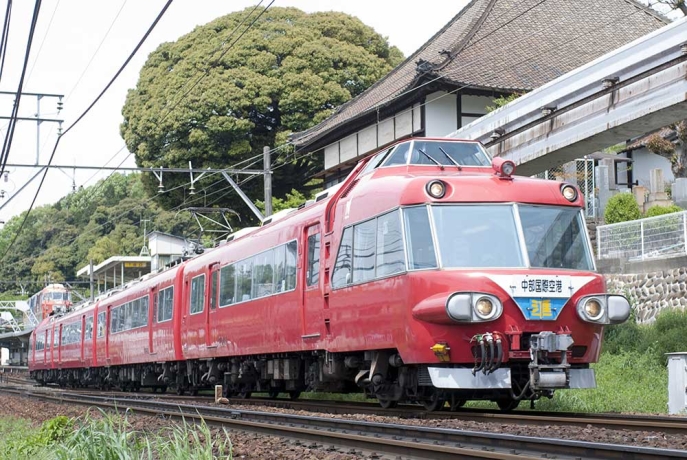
[426,180,446,199]
[430,342,451,362]
[492,157,515,178]
[561,184,578,202]
[584,298,603,320]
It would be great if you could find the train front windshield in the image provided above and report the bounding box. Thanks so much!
[404,204,594,271]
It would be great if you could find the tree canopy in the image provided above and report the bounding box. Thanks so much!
[121,7,403,218]
[0,174,197,296]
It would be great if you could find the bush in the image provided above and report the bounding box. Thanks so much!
[604,193,641,224]
[644,204,683,218]
[643,309,687,366]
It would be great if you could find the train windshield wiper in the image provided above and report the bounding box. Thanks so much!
[439,147,462,171]
[417,148,444,170]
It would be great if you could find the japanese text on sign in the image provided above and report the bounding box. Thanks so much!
[520,279,562,294]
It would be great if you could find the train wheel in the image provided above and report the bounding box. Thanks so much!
[176,387,186,396]
[268,389,280,399]
[449,396,466,412]
[152,386,158,393]
[496,398,520,412]
[190,388,199,396]
[376,397,398,409]
[422,392,446,412]
[238,391,252,399]
[288,391,301,400]
[160,386,167,394]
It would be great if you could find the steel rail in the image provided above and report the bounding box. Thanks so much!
[2,387,686,460]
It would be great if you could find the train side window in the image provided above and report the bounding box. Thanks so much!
[353,219,376,283]
[360,147,393,175]
[53,328,59,348]
[253,248,275,298]
[332,227,353,288]
[376,210,405,277]
[403,207,438,270]
[84,317,93,340]
[139,297,149,327]
[211,271,218,310]
[157,286,174,321]
[306,233,320,288]
[273,245,286,293]
[97,312,106,338]
[236,258,253,303]
[219,265,236,306]
[285,241,297,291]
[190,274,206,314]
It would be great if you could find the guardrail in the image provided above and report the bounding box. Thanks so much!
[597,211,687,261]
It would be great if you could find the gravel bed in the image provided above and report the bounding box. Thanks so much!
[5,387,687,453]
[0,393,363,459]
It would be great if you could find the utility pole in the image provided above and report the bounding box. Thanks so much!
[263,146,272,217]
[140,219,150,256]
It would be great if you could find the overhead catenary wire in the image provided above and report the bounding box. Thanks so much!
[24,0,58,84]
[0,0,43,178]
[0,0,13,82]
[0,0,174,264]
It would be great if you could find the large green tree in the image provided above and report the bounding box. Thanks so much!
[120,7,403,217]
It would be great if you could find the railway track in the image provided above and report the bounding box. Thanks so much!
[1,386,685,460]
[6,382,687,436]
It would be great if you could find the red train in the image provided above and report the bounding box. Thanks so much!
[28,138,630,411]
[27,284,72,322]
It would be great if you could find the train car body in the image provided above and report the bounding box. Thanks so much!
[29,138,630,410]
[28,284,71,322]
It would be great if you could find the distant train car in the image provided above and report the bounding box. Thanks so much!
[29,138,630,410]
[28,284,71,322]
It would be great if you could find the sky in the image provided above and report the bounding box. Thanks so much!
[0,0,676,223]
[0,0,472,223]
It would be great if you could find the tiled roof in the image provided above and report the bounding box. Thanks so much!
[627,126,677,150]
[291,0,668,149]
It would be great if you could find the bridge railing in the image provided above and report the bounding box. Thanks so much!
[597,211,687,261]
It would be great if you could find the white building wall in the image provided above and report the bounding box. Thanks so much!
[424,91,457,137]
[628,148,674,188]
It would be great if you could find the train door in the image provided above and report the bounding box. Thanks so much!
[207,264,220,349]
[57,324,62,366]
[149,287,157,355]
[95,309,107,367]
[184,271,207,355]
[43,329,48,366]
[301,224,323,340]
[80,315,86,363]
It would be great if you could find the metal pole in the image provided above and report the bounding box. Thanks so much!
[36,96,41,165]
[89,259,94,301]
[263,146,272,217]
[221,171,264,222]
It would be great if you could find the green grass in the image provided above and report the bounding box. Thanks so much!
[0,411,233,460]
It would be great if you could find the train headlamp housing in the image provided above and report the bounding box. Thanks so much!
[446,292,502,322]
[492,157,516,178]
[561,184,578,202]
[426,180,446,199]
[576,294,630,325]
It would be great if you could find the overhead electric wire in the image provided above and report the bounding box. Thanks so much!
[158,0,275,124]
[65,0,128,102]
[0,0,174,264]
[24,0,58,84]
[0,0,43,178]
[0,0,13,82]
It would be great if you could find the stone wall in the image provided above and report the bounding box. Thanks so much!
[605,268,687,323]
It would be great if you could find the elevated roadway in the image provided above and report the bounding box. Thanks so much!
[449,16,687,176]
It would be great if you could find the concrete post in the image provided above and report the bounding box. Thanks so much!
[263,146,272,218]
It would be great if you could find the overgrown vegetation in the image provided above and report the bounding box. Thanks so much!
[604,192,642,224]
[0,411,232,459]
[644,203,683,217]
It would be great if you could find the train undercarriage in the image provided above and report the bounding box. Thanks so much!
[30,339,591,412]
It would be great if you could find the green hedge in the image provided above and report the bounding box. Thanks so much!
[604,193,641,224]
[644,204,683,218]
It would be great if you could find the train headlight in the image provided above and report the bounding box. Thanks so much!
[576,295,629,324]
[475,297,495,319]
[447,292,502,322]
[426,180,446,199]
[561,184,578,202]
[584,298,603,321]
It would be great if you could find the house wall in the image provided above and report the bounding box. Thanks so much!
[616,147,674,189]
[425,91,457,137]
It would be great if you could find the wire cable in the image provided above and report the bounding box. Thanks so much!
[0,0,174,263]
[25,0,58,84]
[0,0,43,177]
[0,0,13,82]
